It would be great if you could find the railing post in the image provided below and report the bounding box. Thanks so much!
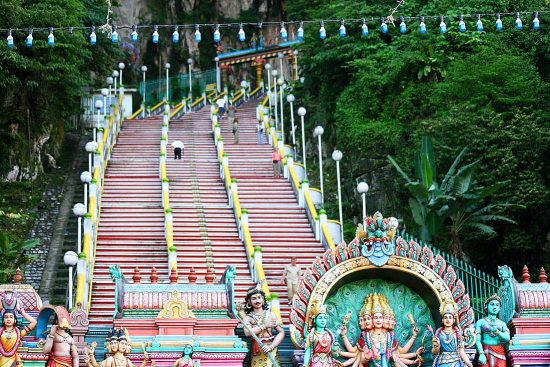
[300,180,308,208]
[240,208,249,242]
[222,153,229,179]
[285,155,293,180]
[230,178,238,209]
[253,246,262,283]
[319,209,328,244]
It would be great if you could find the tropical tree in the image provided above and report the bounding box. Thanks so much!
[388,136,519,258]
[0,231,38,283]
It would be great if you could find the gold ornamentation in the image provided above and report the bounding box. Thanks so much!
[439,299,458,317]
[157,290,195,319]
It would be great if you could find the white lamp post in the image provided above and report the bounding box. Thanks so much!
[215,57,221,93]
[118,62,125,85]
[332,150,344,241]
[187,58,193,100]
[272,69,278,130]
[314,126,324,204]
[106,77,113,109]
[63,251,78,310]
[165,63,171,101]
[357,182,369,220]
[293,50,299,80]
[278,52,284,79]
[287,94,296,150]
[297,107,307,172]
[94,100,103,141]
[112,70,119,95]
[85,141,98,173]
[80,171,92,212]
[73,203,86,253]
[101,88,108,115]
[277,78,284,143]
[265,63,272,116]
[141,65,147,106]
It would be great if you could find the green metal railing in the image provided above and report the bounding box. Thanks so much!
[139,69,216,105]
[397,230,499,319]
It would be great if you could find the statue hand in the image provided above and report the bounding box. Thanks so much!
[261,344,272,353]
[50,325,58,335]
[412,326,419,337]
[415,347,424,356]
[15,299,22,313]
[340,326,347,336]
[478,353,487,365]
[432,337,440,347]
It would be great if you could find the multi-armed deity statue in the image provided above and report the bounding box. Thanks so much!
[86,328,152,367]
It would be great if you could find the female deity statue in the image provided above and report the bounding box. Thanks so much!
[242,286,284,367]
[474,295,510,367]
[303,301,342,367]
[0,299,37,367]
[173,344,199,367]
[431,299,472,367]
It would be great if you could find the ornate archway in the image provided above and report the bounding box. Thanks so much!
[289,212,475,349]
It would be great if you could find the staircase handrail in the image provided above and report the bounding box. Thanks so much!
[230,91,243,105]
[150,99,166,113]
[211,112,283,322]
[76,94,125,312]
[128,107,144,120]
[159,106,178,273]
[258,105,338,250]
[191,95,206,109]
[249,85,262,98]
[169,103,185,119]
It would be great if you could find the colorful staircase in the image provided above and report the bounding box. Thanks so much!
[219,101,327,320]
[88,117,169,326]
[166,111,255,305]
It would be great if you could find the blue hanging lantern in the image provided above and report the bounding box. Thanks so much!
[152,25,159,44]
[297,21,304,41]
[214,25,221,43]
[380,18,388,34]
[111,25,118,43]
[419,16,427,34]
[319,21,326,39]
[280,22,288,41]
[515,12,523,30]
[7,29,14,48]
[361,18,369,36]
[399,16,407,34]
[459,15,466,32]
[47,27,55,46]
[339,20,346,37]
[172,26,179,43]
[90,26,97,45]
[194,24,201,43]
[131,25,138,43]
[476,15,484,32]
[496,14,503,31]
[239,24,246,42]
[440,16,447,34]
[533,12,540,30]
[25,28,33,47]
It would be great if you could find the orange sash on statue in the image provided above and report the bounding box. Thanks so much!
[46,355,72,367]
[480,344,507,367]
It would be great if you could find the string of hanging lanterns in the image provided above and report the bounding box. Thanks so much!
[1,10,546,48]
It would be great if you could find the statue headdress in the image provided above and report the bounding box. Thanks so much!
[371,293,385,315]
[360,294,373,317]
[439,299,458,317]
[483,294,501,313]
[306,299,327,331]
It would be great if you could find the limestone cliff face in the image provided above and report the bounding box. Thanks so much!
[113,0,283,76]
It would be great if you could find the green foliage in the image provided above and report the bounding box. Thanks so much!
[0,231,38,282]
[286,0,550,272]
[389,136,520,257]
[0,0,120,176]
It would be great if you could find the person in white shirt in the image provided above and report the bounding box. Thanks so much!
[172,140,184,160]
[256,121,264,144]
[216,98,227,118]
[282,257,301,305]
